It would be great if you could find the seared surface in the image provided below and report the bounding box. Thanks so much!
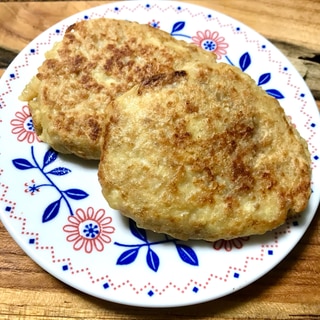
[98,62,311,241]
[19,18,216,159]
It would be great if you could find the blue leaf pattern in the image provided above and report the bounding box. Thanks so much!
[12,158,34,170]
[64,189,89,200]
[115,219,199,272]
[266,89,285,99]
[47,167,71,176]
[42,199,61,223]
[129,219,147,241]
[43,149,58,168]
[176,244,199,266]
[258,73,271,86]
[226,53,285,100]
[239,52,251,72]
[146,248,160,272]
[116,248,139,265]
[13,146,89,222]
[171,21,185,34]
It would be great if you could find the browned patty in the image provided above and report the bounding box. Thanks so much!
[98,61,311,241]
[19,18,216,159]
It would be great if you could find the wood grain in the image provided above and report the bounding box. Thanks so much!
[0,1,319,319]
[1,1,320,100]
[1,215,319,319]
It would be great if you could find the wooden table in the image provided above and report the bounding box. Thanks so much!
[0,1,319,319]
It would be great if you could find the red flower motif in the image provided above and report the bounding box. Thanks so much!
[148,19,160,28]
[10,105,41,143]
[286,115,297,128]
[212,237,250,252]
[191,30,228,59]
[63,207,115,254]
[24,179,40,195]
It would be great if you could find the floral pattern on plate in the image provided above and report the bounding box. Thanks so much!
[63,207,115,253]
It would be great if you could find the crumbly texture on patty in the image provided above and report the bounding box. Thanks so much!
[98,62,311,241]
[19,18,216,159]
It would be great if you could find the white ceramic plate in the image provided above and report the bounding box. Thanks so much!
[0,1,319,308]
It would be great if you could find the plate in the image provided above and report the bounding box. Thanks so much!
[0,1,319,308]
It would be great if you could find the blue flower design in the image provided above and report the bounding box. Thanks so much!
[148,19,160,28]
[24,179,40,195]
[26,118,34,131]
[83,223,100,238]
[202,40,216,51]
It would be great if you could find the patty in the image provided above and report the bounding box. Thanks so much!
[19,18,216,159]
[98,62,311,241]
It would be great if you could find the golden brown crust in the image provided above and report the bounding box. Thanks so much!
[19,18,216,159]
[98,62,311,241]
